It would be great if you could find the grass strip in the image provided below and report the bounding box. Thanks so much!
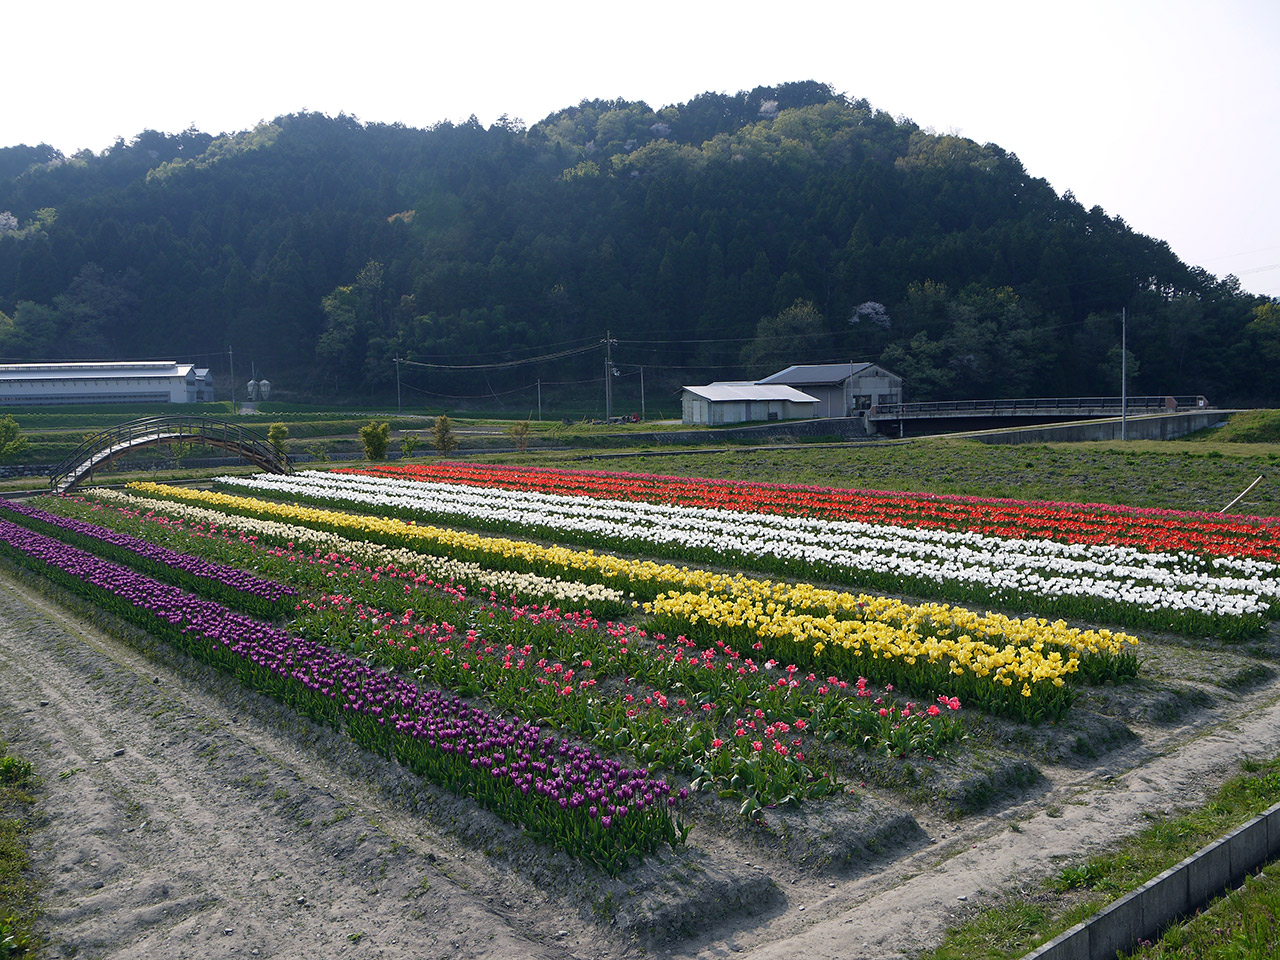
[918,756,1280,960]
[0,744,39,959]
[1121,861,1280,958]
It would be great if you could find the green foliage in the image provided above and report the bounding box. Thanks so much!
[0,417,28,461]
[508,420,531,452]
[400,433,420,458]
[0,743,38,958]
[0,94,1270,407]
[1194,410,1280,444]
[741,299,827,378]
[267,422,289,459]
[0,758,32,787]
[358,420,391,460]
[430,415,458,454]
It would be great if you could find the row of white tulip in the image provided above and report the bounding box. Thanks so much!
[214,472,1279,623]
[92,489,628,608]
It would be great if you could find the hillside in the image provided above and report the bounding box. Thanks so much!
[0,81,1274,406]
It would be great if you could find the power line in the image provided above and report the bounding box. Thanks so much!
[400,373,601,402]
[396,340,601,371]
[401,333,601,364]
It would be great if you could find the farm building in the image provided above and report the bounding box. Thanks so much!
[681,381,822,425]
[757,362,903,417]
[0,361,215,406]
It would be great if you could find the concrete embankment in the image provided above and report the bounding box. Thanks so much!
[969,410,1229,445]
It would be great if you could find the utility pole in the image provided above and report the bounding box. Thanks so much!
[395,358,402,414]
[1121,307,1128,441]
[228,346,235,415]
[537,379,542,420]
[604,331,614,422]
[639,365,645,421]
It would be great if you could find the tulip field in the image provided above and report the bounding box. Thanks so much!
[2,458,1277,875]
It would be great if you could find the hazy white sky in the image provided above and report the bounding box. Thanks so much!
[6,0,1278,297]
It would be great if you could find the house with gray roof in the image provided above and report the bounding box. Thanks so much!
[756,362,902,418]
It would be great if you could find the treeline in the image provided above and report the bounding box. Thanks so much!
[0,81,1275,406]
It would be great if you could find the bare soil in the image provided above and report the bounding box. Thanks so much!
[5,567,1280,960]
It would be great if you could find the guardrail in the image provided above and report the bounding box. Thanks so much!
[871,396,1209,420]
[49,415,289,493]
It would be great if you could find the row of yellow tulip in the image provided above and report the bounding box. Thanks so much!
[126,481,1137,718]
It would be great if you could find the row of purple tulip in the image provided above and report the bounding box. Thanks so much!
[0,498,296,619]
[0,516,685,873]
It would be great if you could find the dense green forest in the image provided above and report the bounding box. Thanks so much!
[0,81,1275,408]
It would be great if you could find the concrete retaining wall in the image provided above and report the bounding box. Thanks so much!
[1022,799,1280,959]
[972,411,1226,445]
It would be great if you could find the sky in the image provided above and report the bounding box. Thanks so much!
[5,0,1278,298]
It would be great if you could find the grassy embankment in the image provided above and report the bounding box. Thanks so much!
[0,743,38,957]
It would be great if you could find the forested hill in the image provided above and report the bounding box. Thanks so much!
[1,81,1275,407]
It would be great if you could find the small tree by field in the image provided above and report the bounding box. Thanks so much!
[430,415,458,454]
[169,440,197,466]
[359,420,391,460]
[509,419,531,452]
[400,432,420,458]
[0,415,29,460]
[267,422,289,460]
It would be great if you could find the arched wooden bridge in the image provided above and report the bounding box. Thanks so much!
[49,415,290,494]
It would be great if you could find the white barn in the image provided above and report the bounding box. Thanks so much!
[0,361,215,406]
[681,381,821,425]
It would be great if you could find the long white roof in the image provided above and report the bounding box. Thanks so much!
[682,381,821,403]
[0,361,196,382]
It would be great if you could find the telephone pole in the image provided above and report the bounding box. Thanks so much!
[1121,307,1128,441]
[604,331,616,422]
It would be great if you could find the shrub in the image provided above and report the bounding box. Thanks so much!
[430,415,458,454]
[358,421,391,460]
[267,422,289,460]
[0,415,28,461]
[509,420,531,452]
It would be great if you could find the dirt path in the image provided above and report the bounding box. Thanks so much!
[0,576,600,960]
[5,569,1280,960]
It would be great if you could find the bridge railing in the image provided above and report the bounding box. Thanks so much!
[870,395,1209,419]
[49,415,289,493]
